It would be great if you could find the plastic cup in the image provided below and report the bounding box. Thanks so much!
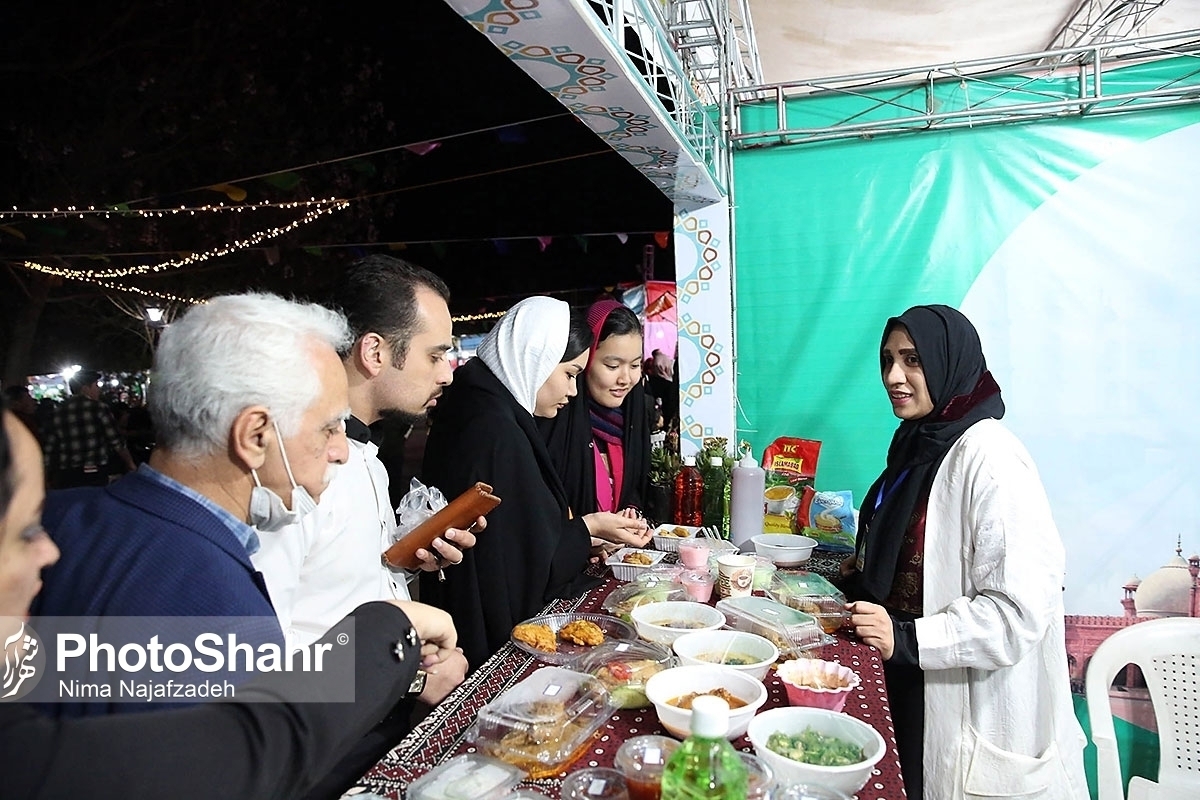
[677,541,711,569]
[678,569,715,602]
[751,556,777,591]
[739,751,775,800]
[615,735,680,800]
[717,554,756,599]
[562,768,629,800]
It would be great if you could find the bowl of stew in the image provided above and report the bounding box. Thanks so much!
[643,664,768,739]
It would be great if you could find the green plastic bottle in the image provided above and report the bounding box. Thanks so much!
[660,696,749,800]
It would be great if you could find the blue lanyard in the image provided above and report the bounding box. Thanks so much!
[874,468,910,511]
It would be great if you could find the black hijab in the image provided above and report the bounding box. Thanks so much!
[854,304,1005,603]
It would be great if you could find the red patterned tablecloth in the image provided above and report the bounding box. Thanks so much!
[360,576,906,800]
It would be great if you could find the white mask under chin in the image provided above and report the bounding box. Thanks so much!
[248,420,318,532]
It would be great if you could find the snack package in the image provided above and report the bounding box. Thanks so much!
[797,487,857,553]
[760,437,822,533]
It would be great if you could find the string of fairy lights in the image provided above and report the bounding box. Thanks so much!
[19,198,349,281]
[6,193,644,320]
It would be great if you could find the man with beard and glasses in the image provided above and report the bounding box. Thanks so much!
[253,256,476,708]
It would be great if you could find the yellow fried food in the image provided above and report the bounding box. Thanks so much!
[621,551,654,565]
[512,623,557,652]
[558,619,605,647]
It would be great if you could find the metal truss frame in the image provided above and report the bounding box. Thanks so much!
[730,28,1200,148]
[584,0,764,193]
[1042,0,1170,64]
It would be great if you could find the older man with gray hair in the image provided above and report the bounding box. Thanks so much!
[33,293,354,708]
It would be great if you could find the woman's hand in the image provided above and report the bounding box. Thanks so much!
[839,554,857,579]
[848,600,895,660]
[584,511,652,547]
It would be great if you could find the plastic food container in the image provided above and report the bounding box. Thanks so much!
[574,639,675,709]
[649,524,701,553]
[606,547,669,581]
[602,582,688,624]
[468,666,619,778]
[767,571,851,634]
[407,754,525,800]
[715,596,833,657]
[751,556,777,590]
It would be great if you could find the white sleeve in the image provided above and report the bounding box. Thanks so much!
[915,432,1066,671]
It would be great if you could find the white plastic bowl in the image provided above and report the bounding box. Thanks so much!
[746,706,886,796]
[630,601,725,646]
[672,630,780,681]
[751,534,817,567]
[644,664,768,740]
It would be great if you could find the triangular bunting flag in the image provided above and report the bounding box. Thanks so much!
[537,236,553,252]
[654,231,670,249]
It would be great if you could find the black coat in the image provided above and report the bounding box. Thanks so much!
[0,602,420,800]
[420,358,596,671]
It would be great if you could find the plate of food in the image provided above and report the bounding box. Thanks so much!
[510,612,638,665]
[650,524,702,553]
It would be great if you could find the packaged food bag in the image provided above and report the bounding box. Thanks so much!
[797,487,857,553]
[760,437,822,533]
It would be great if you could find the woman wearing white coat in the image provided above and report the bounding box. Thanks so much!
[842,305,1087,800]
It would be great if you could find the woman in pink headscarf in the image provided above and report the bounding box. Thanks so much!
[541,299,651,521]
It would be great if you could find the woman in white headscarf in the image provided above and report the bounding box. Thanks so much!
[420,296,651,669]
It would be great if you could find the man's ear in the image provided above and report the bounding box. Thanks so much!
[353,332,388,378]
[230,405,272,471]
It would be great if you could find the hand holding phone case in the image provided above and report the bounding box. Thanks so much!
[381,481,501,570]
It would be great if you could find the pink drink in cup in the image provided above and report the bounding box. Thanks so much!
[678,569,715,602]
[677,541,711,569]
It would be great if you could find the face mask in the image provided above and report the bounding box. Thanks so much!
[249,419,318,532]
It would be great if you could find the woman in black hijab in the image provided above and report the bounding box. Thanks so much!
[842,305,1086,800]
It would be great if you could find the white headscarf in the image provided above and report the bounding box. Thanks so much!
[477,296,569,415]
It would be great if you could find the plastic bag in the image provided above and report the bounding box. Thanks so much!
[392,477,448,546]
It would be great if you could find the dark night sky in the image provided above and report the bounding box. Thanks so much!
[1,0,673,374]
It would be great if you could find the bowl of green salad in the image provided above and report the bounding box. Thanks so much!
[746,706,886,795]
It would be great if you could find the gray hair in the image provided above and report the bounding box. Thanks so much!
[149,292,352,457]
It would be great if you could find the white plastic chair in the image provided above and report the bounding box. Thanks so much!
[1084,617,1200,800]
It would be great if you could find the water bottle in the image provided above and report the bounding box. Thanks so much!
[702,455,727,534]
[672,455,704,526]
[660,695,748,800]
[729,450,765,549]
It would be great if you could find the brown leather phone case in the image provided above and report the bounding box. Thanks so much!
[381,482,500,570]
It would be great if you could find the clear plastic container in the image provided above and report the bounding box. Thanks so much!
[751,556,777,591]
[574,639,675,709]
[407,754,525,800]
[468,666,619,778]
[602,582,688,624]
[715,596,833,658]
[766,571,851,634]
